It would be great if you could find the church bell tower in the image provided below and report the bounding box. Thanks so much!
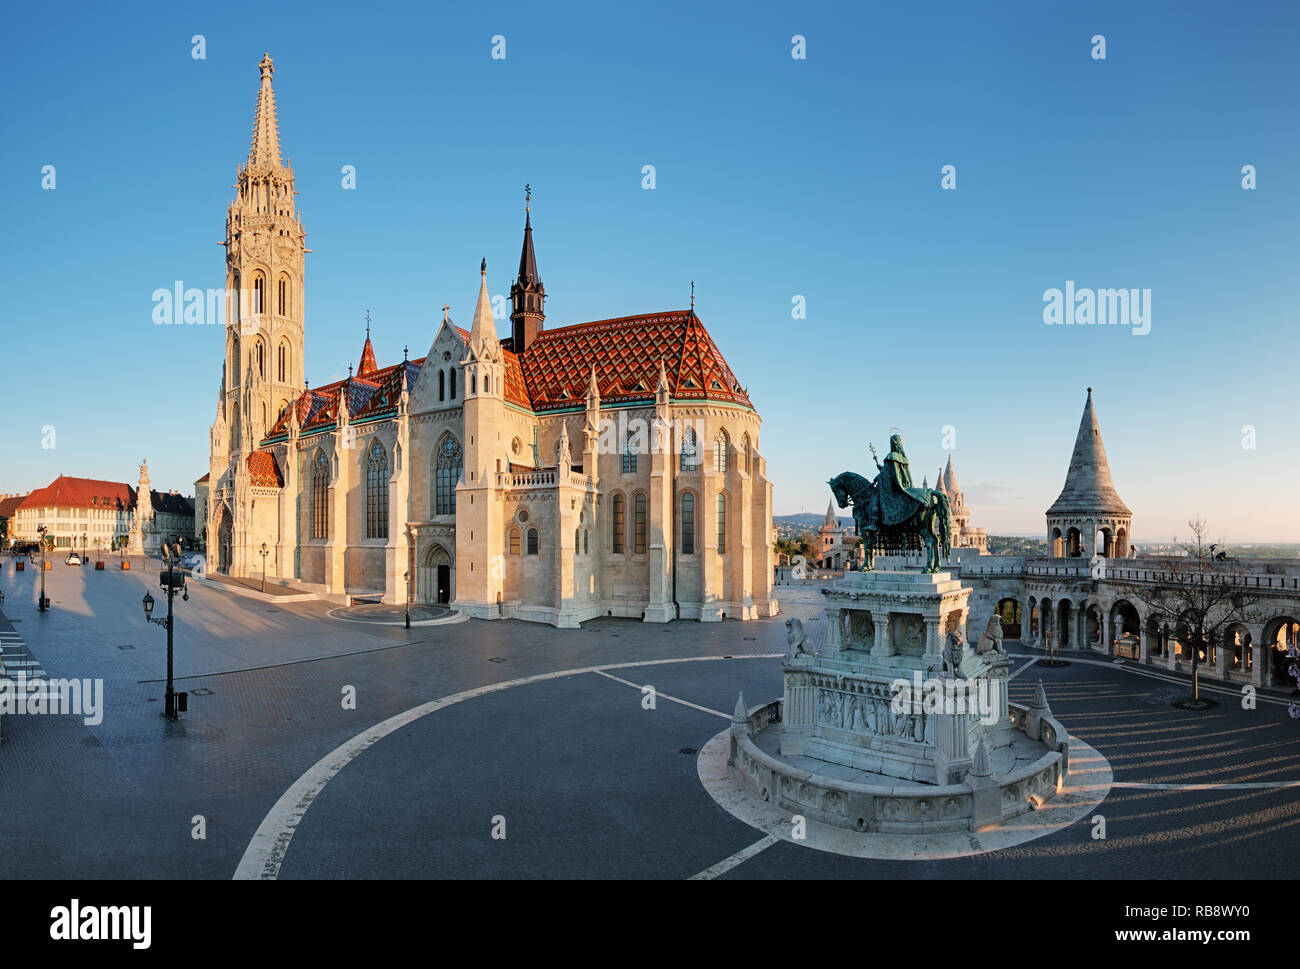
[222,52,307,453]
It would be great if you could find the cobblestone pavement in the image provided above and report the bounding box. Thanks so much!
[1,563,1297,879]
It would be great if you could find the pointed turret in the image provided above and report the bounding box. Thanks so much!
[1048,388,1130,516]
[357,317,378,377]
[510,186,546,353]
[824,499,836,527]
[249,53,282,168]
[942,455,961,499]
[468,259,500,357]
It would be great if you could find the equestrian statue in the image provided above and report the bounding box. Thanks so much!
[828,432,954,573]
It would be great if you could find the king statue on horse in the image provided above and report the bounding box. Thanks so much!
[828,432,954,573]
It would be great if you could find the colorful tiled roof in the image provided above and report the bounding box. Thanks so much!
[247,452,283,488]
[520,311,751,412]
[263,310,750,444]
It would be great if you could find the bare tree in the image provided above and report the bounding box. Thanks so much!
[1130,517,1259,707]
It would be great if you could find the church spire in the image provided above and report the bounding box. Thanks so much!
[510,184,545,353]
[249,53,282,168]
[824,499,836,527]
[357,311,377,377]
[469,259,499,355]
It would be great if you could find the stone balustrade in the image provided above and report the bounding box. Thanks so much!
[729,696,1068,834]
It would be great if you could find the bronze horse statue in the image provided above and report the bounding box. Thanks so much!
[828,436,954,573]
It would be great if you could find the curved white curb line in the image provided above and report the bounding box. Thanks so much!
[234,652,782,879]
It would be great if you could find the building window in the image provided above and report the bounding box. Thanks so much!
[583,530,589,555]
[681,492,695,554]
[439,369,445,402]
[278,343,287,383]
[713,432,728,473]
[526,528,539,555]
[277,277,288,316]
[622,434,637,474]
[509,527,521,554]
[574,528,580,553]
[255,340,265,378]
[634,493,647,554]
[366,439,389,539]
[612,494,625,553]
[253,274,265,315]
[716,493,726,553]
[680,427,697,471]
[311,451,328,539]
[449,368,456,399]
[741,433,751,472]
[435,436,462,515]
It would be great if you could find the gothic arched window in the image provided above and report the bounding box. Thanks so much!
[277,276,289,316]
[435,436,462,516]
[681,492,695,554]
[311,451,329,539]
[612,493,625,553]
[366,439,389,539]
[255,340,265,378]
[526,528,539,555]
[622,433,637,474]
[449,368,456,399]
[509,527,521,555]
[634,493,648,554]
[278,342,288,383]
[716,493,727,554]
[253,274,265,316]
[741,433,751,472]
[713,431,728,473]
[439,369,446,402]
[680,426,698,472]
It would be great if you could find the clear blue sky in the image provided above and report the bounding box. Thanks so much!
[2,0,1297,542]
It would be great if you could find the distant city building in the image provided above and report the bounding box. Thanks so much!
[815,501,860,570]
[11,469,194,552]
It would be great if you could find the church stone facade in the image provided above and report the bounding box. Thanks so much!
[206,55,778,626]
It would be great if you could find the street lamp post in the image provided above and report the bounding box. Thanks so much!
[404,570,411,629]
[81,531,87,565]
[36,523,49,612]
[143,543,188,720]
[259,542,269,593]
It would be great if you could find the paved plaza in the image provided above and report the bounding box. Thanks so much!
[1,558,1298,880]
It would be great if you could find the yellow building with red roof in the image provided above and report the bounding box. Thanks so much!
[207,56,777,626]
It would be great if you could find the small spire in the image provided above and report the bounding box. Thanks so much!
[586,363,599,401]
[249,53,282,168]
[364,309,371,338]
[480,257,486,276]
[525,182,531,213]
[690,280,695,312]
[403,344,409,361]
[468,260,498,351]
[347,363,353,379]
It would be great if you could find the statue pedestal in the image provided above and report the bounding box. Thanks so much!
[781,570,1013,785]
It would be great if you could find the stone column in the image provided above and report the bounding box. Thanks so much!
[923,616,942,666]
[871,613,894,658]
[823,606,844,656]
[1251,642,1265,687]
[1166,629,1177,670]
[1138,624,1150,664]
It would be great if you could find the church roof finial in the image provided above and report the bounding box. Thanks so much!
[249,53,282,168]
[690,280,695,313]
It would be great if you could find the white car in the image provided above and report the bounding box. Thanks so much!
[65,554,81,566]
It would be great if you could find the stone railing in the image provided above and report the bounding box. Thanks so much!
[497,470,556,489]
[729,697,1068,834]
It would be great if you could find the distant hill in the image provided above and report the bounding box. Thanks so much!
[775,513,849,532]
